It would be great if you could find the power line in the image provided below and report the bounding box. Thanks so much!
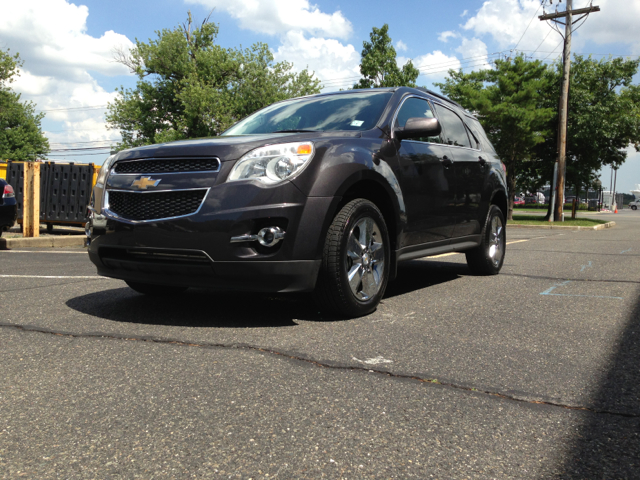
[512,0,546,51]
[37,105,108,113]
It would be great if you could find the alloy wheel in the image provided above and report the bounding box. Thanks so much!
[488,216,504,267]
[345,217,385,301]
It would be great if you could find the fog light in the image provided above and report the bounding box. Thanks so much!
[257,227,285,247]
[230,226,286,247]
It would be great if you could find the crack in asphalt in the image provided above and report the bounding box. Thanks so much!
[1,321,638,420]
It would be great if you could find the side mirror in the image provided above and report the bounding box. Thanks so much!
[395,117,441,140]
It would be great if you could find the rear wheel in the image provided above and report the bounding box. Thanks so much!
[314,199,390,318]
[125,281,188,296]
[465,205,506,275]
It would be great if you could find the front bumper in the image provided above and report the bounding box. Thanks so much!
[87,179,335,293]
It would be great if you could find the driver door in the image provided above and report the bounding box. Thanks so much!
[392,96,457,247]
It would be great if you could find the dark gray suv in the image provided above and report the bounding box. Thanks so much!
[87,87,508,317]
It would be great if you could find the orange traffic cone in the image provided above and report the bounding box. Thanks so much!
[615,206,618,213]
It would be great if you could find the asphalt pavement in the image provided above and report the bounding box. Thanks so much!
[1,210,638,479]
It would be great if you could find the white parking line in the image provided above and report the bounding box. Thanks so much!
[0,250,87,254]
[0,275,105,279]
[431,239,535,258]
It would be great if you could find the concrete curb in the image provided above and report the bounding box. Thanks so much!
[0,235,86,249]
[508,221,616,231]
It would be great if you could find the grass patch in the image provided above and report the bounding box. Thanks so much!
[508,214,608,227]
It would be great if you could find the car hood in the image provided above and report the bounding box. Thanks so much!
[113,132,363,163]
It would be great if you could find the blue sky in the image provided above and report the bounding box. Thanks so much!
[1,0,639,194]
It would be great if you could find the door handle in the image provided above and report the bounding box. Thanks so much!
[441,155,453,166]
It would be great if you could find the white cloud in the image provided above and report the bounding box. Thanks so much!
[413,51,462,84]
[0,0,134,152]
[185,0,352,39]
[570,0,640,54]
[0,0,133,83]
[456,37,491,69]
[396,40,408,52]
[463,0,556,51]
[461,9,469,18]
[438,31,459,43]
[462,0,640,56]
[185,0,358,91]
[273,31,360,91]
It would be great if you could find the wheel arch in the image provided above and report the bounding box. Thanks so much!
[490,188,508,219]
[324,174,402,280]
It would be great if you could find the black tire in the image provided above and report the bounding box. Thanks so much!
[632,205,637,211]
[46,223,53,233]
[465,205,506,275]
[314,199,390,318]
[125,281,188,296]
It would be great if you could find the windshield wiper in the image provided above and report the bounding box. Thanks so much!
[270,129,319,133]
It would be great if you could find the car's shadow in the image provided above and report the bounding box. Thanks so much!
[65,260,465,328]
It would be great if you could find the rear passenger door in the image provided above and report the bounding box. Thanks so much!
[433,103,485,238]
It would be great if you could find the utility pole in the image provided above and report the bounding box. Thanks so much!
[540,1,600,221]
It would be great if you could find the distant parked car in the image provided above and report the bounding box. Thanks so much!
[524,196,538,204]
[514,197,525,206]
[0,178,17,236]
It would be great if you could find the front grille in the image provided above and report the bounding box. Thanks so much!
[113,158,220,174]
[107,189,207,221]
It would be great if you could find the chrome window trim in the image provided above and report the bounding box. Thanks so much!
[102,187,210,224]
[111,157,221,175]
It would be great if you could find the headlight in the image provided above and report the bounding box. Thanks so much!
[95,154,116,186]
[227,142,315,185]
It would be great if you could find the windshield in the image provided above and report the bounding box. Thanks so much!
[223,91,393,135]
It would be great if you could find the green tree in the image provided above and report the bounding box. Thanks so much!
[107,13,322,150]
[353,24,419,89]
[0,49,49,161]
[436,55,555,219]
[558,55,640,200]
[519,55,640,216]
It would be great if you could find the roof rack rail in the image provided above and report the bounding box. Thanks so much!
[415,87,464,110]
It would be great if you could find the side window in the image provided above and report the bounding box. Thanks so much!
[394,97,442,144]
[433,104,471,148]
[465,124,480,150]
[467,117,497,155]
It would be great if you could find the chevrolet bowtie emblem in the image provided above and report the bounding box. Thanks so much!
[131,177,161,189]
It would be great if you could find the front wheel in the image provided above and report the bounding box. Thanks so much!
[314,199,390,318]
[632,205,637,211]
[126,281,188,296]
[465,205,506,275]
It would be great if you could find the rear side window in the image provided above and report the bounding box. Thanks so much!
[467,117,497,155]
[394,97,442,144]
[433,104,471,148]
